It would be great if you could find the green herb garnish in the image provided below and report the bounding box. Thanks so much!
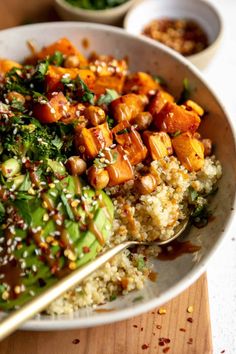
[97,89,119,106]
[178,78,191,104]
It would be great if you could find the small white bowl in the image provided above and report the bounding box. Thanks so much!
[124,0,223,69]
[55,0,138,25]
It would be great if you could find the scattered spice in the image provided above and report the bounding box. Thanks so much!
[163,347,170,353]
[187,317,193,323]
[143,18,208,56]
[72,338,80,344]
[179,328,186,332]
[187,338,193,345]
[133,324,138,328]
[141,327,144,332]
[141,344,149,350]
[156,325,162,329]
[187,305,194,313]
[221,350,225,353]
[158,308,167,315]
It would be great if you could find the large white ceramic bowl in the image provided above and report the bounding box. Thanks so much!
[0,22,235,330]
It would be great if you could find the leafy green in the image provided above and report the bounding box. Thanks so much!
[62,75,95,104]
[153,74,167,86]
[34,60,49,81]
[18,173,31,192]
[178,78,191,104]
[116,128,131,135]
[14,199,32,225]
[65,0,127,10]
[132,296,144,303]
[106,115,114,129]
[0,201,5,223]
[49,51,64,66]
[97,89,119,106]
[191,204,210,228]
[188,187,199,203]
[137,256,145,271]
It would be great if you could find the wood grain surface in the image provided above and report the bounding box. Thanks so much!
[0,274,212,354]
[0,2,212,354]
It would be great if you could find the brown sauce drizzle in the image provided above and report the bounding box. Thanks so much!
[0,259,22,299]
[88,221,105,246]
[158,240,201,261]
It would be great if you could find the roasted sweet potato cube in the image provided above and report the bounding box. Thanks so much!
[105,146,134,186]
[143,131,173,160]
[75,122,113,159]
[0,59,21,75]
[123,72,159,95]
[154,102,201,133]
[172,132,204,171]
[46,65,95,92]
[112,121,147,165]
[93,75,125,95]
[33,92,69,124]
[149,90,174,116]
[33,38,88,67]
[110,94,147,122]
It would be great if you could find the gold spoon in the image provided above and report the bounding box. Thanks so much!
[0,219,189,341]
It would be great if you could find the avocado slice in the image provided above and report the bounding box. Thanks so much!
[0,174,114,310]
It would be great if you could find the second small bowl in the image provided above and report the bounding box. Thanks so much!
[55,0,138,25]
[124,0,223,69]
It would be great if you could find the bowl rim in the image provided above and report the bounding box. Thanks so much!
[0,21,235,330]
[123,0,224,60]
[55,0,137,15]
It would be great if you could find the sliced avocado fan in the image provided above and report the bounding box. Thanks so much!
[0,175,114,311]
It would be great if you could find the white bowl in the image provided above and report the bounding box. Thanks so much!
[54,0,138,25]
[124,0,223,69]
[0,22,235,330]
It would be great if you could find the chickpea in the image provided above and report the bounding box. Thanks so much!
[64,55,80,68]
[202,138,212,157]
[135,173,157,195]
[84,106,106,126]
[132,112,153,131]
[6,91,25,105]
[87,166,109,190]
[65,156,87,176]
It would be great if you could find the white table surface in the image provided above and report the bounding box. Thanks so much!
[203,1,236,353]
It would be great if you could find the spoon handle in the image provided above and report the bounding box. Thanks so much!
[0,241,132,341]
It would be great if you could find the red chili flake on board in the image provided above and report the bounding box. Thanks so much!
[159,341,165,347]
[187,317,193,323]
[72,339,80,344]
[141,344,149,350]
[164,338,171,344]
[141,327,144,331]
[180,328,186,332]
[221,350,225,353]
[156,325,162,329]
[187,338,193,344]
[133,324,138,328]
[163,348,170,353]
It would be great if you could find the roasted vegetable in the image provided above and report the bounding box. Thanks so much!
[123,72,159,95]
[149,90,174,116]
[110,93,148,122]
[113,121,147,165]
[172,132,205,171]
[153,101,201,134]
[46,65,95,92]
[104,146,134,186]
[143,131,173,160]
[75,122,113,159]
[0,59,21,75]
[29,38,88,67]
[33,91,69,124]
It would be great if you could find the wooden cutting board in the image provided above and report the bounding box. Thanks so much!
[0,274,212,354]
